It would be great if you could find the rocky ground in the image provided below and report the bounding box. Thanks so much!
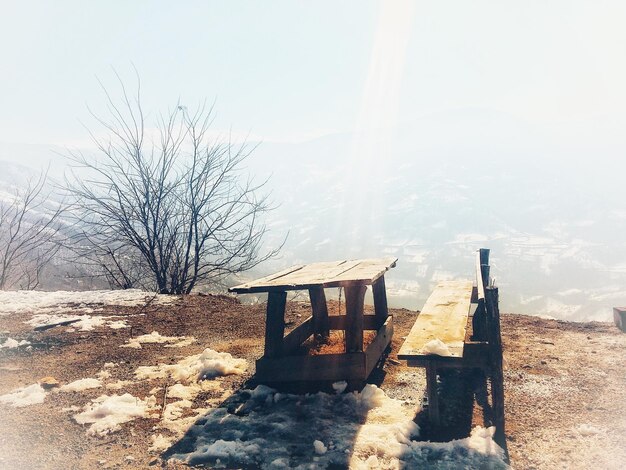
[1,293,625,469]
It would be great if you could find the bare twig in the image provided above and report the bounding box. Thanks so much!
[0,168,65,290]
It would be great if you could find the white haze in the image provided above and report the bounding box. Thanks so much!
[1,105,625,322]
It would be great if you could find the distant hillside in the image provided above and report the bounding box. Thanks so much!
[2,107,625,320]
[246,109,626,322]
[0,159,108,291]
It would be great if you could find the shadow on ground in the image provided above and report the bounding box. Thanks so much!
[162,354,508,468]
[407,368,509,465]
[162,350,394,468]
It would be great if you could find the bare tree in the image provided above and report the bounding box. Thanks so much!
[0,169,64,290]
[66,77,281,294]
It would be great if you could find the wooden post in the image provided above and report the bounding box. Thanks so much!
[479,248,490,266]
[481,265,490,287]
[472,301,487,341]
[372,276,389,329]
[613,307,626,332]
[344,284,366,353]
[473,248,490,341]
[264,291,287,358]
[485,286,506,449]
[309,287,330,339]
[426,364,440,426]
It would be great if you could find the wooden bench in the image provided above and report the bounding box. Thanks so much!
[398,249,505,446]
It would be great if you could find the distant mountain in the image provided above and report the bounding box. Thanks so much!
[246,108,626,322]
[2,107,625,320]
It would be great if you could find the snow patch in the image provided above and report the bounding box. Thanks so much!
[0,337,30,349]
[59,378,102,392]
[332,381,348,394]
[135,348,247,383]
[422,338,452,356]
[0,289,176,317]
[121,331,195,349]
[26,313,128,331]
[0,383,47,407]
[313,440,327,455]
[106,380,134,390]
[511,372,575,398]
[107,320,129,329]
[150,433,173,452]
[576,423,602,437]
[73,393,157,436]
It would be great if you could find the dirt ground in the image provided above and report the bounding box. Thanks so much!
[1,294,625,469]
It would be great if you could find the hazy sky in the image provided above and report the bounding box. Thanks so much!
[2,0,626,150]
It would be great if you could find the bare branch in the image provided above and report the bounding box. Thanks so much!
[64,78,283,294]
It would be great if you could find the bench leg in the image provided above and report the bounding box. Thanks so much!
[426,364,440,426]
[372,276,389,329]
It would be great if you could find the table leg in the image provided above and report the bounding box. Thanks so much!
[372,275,389,329]
[309,287,329,340]
[344,284,366,353]
[426,364,440,426]
[264,291,286,358]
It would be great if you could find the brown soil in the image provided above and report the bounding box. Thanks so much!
[1,294,625,469]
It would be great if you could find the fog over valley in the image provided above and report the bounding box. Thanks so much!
[3,105,624,322]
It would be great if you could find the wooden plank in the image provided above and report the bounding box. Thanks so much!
[255,352,366,382]
[485,286,506,448]
[479,248,490,266]
[328,315,380,331]
[272,256,392,288]
[476,251,486,301]
[261,260,354,287]
[426,365,440,426]
[309,287,329,338]
[345,284,366,353]
[406,356,488,369]
[283,317,313,353]
[264,291,287,358]
[324,258,397,284]
[481,265,490,288]
[229,261,342,293]
[229,257,397,293]
[397,280,473,360]
[229,265,305,292]
[372,275,389,328]
[470,286,478,303]
[364,317,394,376]
[308,259,363,283]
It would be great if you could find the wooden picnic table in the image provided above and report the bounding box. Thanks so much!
[229,257,397,383]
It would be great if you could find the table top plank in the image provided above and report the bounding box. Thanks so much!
[328,258,398,284]
[265,260,354,286]
[235,264,306,289]
[229,257,397,293]
[397,280,473,359]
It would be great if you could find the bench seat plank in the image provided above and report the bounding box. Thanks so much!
[398,280,473,360]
